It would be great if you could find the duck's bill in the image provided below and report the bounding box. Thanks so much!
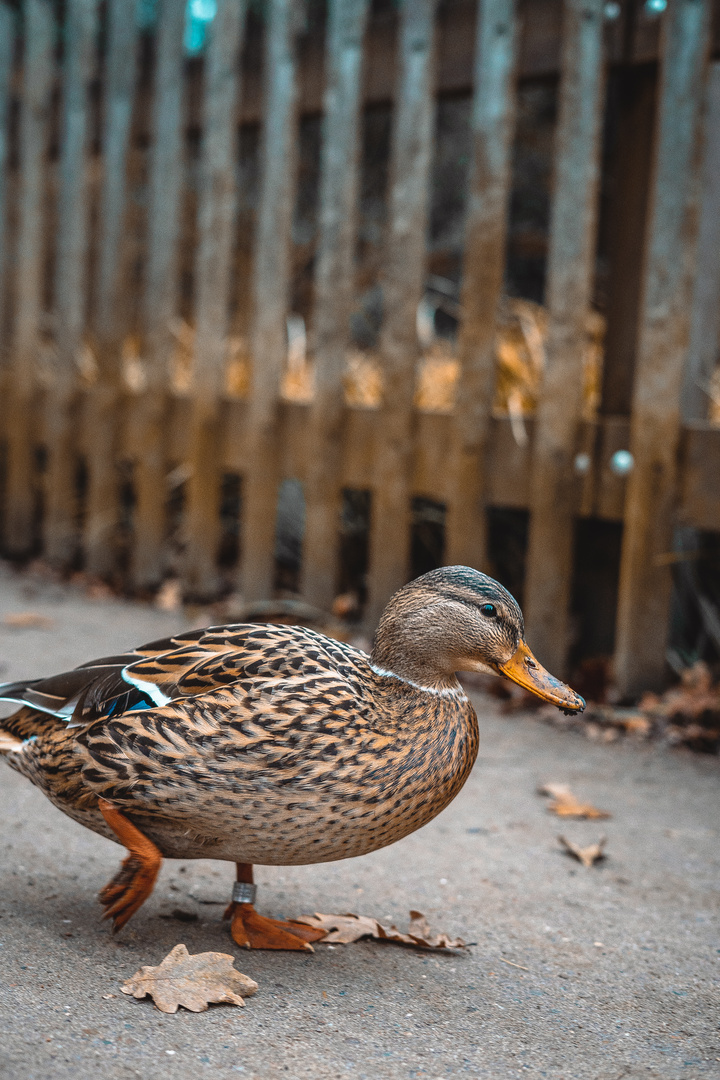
[495,640,586,714]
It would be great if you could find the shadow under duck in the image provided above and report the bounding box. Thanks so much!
[0,566,585,950]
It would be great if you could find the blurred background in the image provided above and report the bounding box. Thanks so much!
[0,0,719,702]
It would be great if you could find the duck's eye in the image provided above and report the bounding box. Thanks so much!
[481,604,496,617]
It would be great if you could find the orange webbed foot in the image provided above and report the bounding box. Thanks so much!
[225,902,327,951]
[98,799,162,933]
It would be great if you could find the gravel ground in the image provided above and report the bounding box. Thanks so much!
[0,564,718,1080]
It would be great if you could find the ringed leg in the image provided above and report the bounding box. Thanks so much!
[98,799,163,932]
[224,863,327,951]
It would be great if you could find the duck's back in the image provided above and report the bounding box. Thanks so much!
[1,623,479,865]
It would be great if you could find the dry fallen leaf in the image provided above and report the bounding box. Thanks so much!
[558,835,607,868]
[2,612,55,630]
[294,910,466,950]
[121,943,258,1014]
[538,783,611,820]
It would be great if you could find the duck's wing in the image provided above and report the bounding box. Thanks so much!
[75,627,383,820]
[0,624,368,731]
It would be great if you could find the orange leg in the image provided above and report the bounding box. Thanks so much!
[223,863,327,952]
[97,799,162,933]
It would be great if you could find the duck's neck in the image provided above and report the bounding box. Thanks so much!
[370,610,462,694]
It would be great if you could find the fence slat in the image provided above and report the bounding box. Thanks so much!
[365,0,437,629]
[614,0,712,697]
[239,0,300,603]
[131,0,187,588]
[445,0,517,572]
[301,0,370,611]
[94,0,138,348]
[3,0,54,556]
[44,0,99,566]
[83,0,139,576]
[0,4,14,350]
[522,0,606,674]
[681,60,720,423]
[183,0,247,598]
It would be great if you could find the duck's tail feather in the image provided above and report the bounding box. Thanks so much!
[0,676,81,718]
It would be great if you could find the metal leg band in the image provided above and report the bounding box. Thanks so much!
[231,881,257,905]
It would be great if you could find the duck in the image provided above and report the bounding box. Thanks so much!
[0,566,585,950]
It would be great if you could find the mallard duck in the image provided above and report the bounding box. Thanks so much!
[0,566,584,950]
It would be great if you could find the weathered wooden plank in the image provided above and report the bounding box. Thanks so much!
[0,4,14,352]
[301,0,370,611]
[44,0,99,567]
[681,60,720,421]
[183,0,247,599]
[523,0,606,675]
[364,0,437,629]
[94,0,138,349]
[679,423,720,532]
[614,0,712,697]
[239,0,301,603]
[83,0,139,576]
[3,0,54,556]
[177,397,720,535]
[599,65,657,416]
[131,0,187,588]
[445,0,517,571]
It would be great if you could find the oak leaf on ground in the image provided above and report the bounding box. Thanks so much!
[558,834,607,868]
[538,782,611,819]
[121,943,258,1014]
[294,910,466,950]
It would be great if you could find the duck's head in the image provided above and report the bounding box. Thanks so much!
[372,565,585,713]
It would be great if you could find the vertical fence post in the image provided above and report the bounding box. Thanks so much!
[445,0,517,572]
[614,0,712,697]
[44,0,100,567]
[301,0,370,611]
[131,0,187,589]
[681,60,720,423]
[239,0,300,603]
[522,0,606,675]
[365,0,437,629]
[0,3,14,351]
[3,0,54,557]
[84,0,139,576]
[183,0,247,598]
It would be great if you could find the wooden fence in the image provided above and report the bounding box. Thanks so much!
[0,0,719,696]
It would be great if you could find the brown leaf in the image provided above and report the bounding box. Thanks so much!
[294,911,466,950]
[2,612,55,630]
[538,782,611,820]
[558,835,607,868]
[121,943,258,1014]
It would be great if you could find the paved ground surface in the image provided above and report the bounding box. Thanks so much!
[0,563,718,1080]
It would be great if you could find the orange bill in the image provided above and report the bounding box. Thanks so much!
[495,640,586,713]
